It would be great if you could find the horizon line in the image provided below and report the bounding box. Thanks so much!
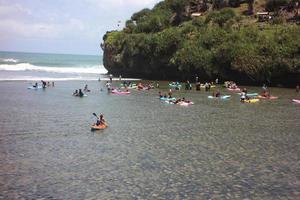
[0,50,102,57]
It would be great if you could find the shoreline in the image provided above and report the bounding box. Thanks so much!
[0,78,297,89]
[0,77,296,91]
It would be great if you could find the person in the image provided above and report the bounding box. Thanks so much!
[240,91,246,102]
[119,75,122,81]
[195,75,199,83]
[231,82,237,89]
[182,97,191,103]
[158,91,163,98]
[156,82,159,88]
[73,90,78,96]
[174,98,182,104]
[215,90,221,97]
[261,90,270,98]
[52,82,55,87]
[109,74,113,83]
[78,89,84,97]
[215,78,219,84]
[168,89,172,96]
[41,80,47,88]
[242,88,248,94]
[33,82,38,88]
[96,114,106,126]
[185,80,191,90]
[262,84,267,92]
[138,83,143,90]
[84,84,89,92]
[105,81,111,91]
[196,81,201,91]
[296,84,299,93]
[205,82,209,92]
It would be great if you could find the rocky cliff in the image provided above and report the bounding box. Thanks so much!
[102,0,300,86]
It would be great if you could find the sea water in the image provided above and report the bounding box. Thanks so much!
[0,51,107,81]
[0,79,299,199]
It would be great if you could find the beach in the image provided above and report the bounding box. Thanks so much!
[0,80,299,199]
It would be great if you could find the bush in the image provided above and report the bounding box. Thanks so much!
[206,8,236,27]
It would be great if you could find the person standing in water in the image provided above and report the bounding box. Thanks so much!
[41,80,47,88]
[105,81,111,91]
[84,84,89,92]
[78,89,84,97]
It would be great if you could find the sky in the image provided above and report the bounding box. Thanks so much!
[0,0,162,55]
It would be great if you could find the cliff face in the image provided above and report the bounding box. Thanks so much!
[102,0,300,86]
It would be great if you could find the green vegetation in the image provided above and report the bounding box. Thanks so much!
[103,0,300,85]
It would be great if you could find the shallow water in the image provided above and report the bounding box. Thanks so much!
[0,81,299,199]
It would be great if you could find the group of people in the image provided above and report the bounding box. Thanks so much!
[73,89,84,97]
[94,76,298,128]
[240,84,270,102]
[137,83,154,90]
[158,91,191,104]
[73,85,90,97]
[159,91,173,99]
[32,80,55,88]
[225,81,238,89]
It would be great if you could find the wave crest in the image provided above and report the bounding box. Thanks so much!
[2,58,19,63]
[0,63,108,74]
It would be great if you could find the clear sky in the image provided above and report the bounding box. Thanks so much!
[0,0,161,55]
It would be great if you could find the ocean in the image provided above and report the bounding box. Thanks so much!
[0,51,107,81]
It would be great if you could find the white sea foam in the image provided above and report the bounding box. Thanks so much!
[0,76,97,81]
[0,76,141,81]
[2,58,18,63]
[0,63,108,74]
